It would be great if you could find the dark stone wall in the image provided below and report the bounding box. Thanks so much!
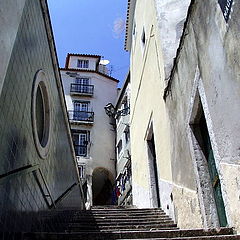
[0,0,84,233]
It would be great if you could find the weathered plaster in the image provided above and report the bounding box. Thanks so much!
[186,68,219,228]
[154,0,191,80]
[172,185,203,229]
[221,163,240,232]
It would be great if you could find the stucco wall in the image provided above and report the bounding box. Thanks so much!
[129,0,177,215]
[61,71,117,178]
[165,0,240,231]
[0,0,84,232]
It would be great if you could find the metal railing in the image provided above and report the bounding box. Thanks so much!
[0,164,80,209]
[74,145,88,157]
[68,110,94,123]
[70,84,94,95]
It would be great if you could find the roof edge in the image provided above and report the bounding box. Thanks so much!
[124,0,137,51]
[65,53,101,68]
[60,68,119,83]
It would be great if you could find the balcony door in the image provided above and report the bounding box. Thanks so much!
[73,101,89,121]
[74,101,88,112]
[76,78,90,93]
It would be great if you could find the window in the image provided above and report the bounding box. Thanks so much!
[77,59,89,68]
[78,165,86,179]
[124,126,130,144]
[32,70,51,159]
[141,28,146,51]
[75,78,90,85]
[72,101,93,122]
[74,101,89,112]
[72,130,90,157]
[132,22,136,36]
[75,78,90,93]
[117,140,123,156]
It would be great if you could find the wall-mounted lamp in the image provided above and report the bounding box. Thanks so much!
[104,102,130,118]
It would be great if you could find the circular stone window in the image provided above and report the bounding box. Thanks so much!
[32,70,51,159]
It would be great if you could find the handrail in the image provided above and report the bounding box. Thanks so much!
[0,164,81,209]
[68,110,94,122]
[53,182,79,208]
[0,164,39,184]
[33,169,56,209]
[70,83,94,95]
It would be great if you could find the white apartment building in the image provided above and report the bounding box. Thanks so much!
[61,53,118,208]
[115,73,132,205]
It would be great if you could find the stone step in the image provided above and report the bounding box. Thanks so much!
[71,214,171,220]
[82,212,167,217]
[89,211,165,215]
[68,218,173,224]
[22,228,236,240]
[67,223,178,231]
[119,237,240,240]
[90,208,164,212]
[68,219,175,226]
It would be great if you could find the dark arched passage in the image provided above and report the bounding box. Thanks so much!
[92,168,114,205]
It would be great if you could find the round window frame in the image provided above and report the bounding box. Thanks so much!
[32,70,51,159]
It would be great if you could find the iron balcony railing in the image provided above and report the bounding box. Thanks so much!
[68,110,94,123]
[74,145,88,157]
[70,84,94,95]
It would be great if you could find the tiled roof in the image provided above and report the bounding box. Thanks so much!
[124,0,132,50]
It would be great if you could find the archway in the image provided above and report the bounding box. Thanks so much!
[92,167,114,205]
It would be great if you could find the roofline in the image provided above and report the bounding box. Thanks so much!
[60,68,119,83]
[65,53,101,68]
[124,0,136,51]
[115,71,130,107]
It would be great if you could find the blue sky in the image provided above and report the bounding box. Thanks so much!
[47,0,129,86]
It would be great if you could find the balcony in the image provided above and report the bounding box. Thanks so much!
[70,84,94,96]
[74,145,88,157]
[68,110,94,125]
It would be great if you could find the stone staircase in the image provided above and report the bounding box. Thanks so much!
[21,206,240,239]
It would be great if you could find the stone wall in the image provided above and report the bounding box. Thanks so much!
[165,0,240,231]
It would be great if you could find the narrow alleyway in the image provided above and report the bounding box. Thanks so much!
[18,206,240,239]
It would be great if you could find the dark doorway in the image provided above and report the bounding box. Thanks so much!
[147,133,161,208]
[191,104,227,227]
[92,168,113,205]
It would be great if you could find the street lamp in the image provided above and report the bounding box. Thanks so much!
[104,103,130,118]
[104,103,116,118]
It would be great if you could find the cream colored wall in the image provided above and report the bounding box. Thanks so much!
[129,0,203,227]
[130,0,173,212]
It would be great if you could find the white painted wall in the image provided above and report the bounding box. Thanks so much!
[68,56,98,70]
[61,69,118,206]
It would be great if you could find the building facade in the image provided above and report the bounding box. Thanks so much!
[115,73,132,205]
[0,0,84,234]
[61,54,118,208]
[126,0,240,232]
